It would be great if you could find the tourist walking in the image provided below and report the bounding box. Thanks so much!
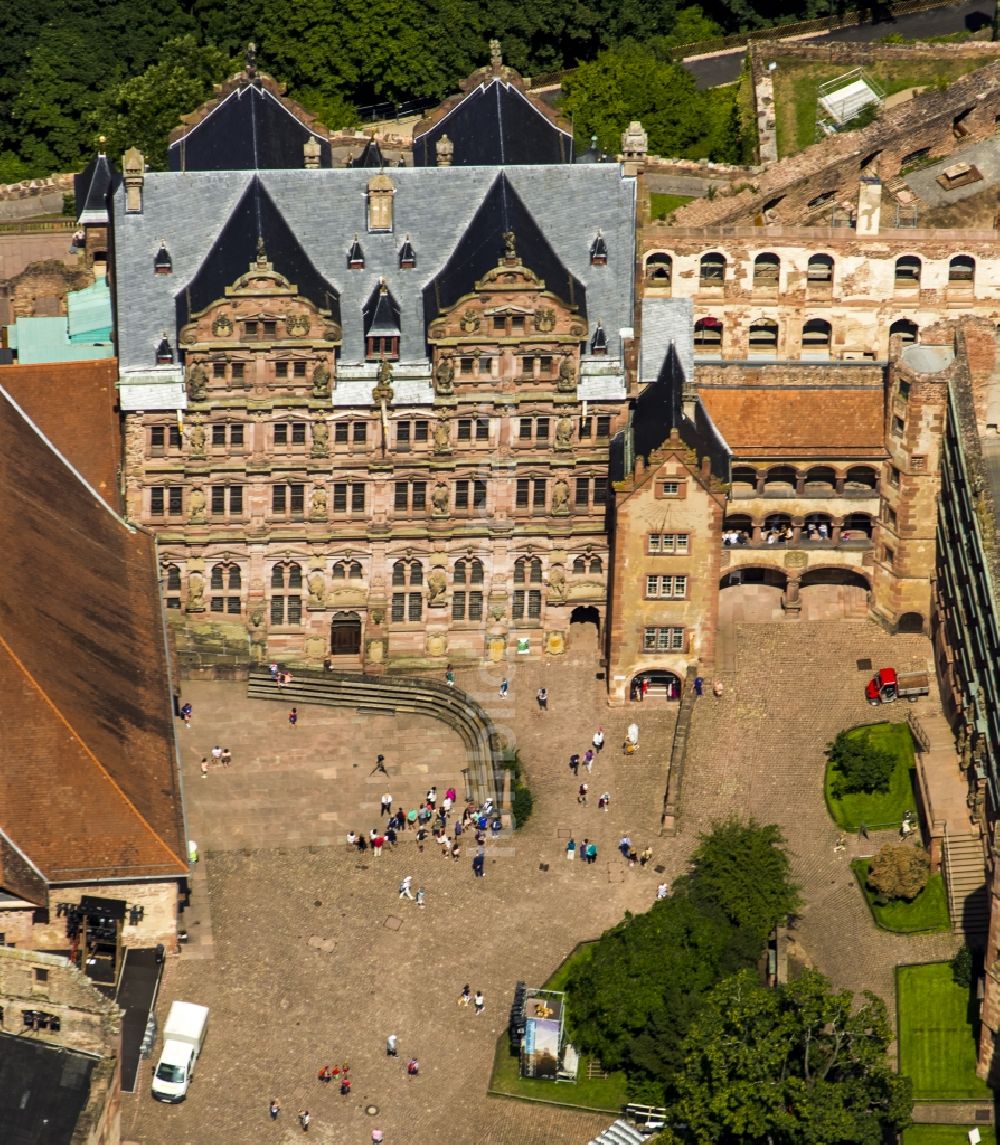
[220,747,232,767]
[387,1033,399,1056]
[536,687,548,711]
[566,837,576,861]
[459,984,471,1006]
[474,990,485,1016]
[298,1109,310,1132]
[399,875,414,900]
[586,841,598,864]
[288,706,298,727]
[371,754,389,777]
[499,677,509,698]
[200,757,209,779]
[380,792,392,817]
[180,701,192,728]
[569,754,580,776]
[269,1098,281,1120]
[577,782,588,805]
[584,749,594,772]
[211,745,222,764]
[592,727,604,753]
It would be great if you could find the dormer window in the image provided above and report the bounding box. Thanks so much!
[153,243,172,275]
[347,235,365,270]
[590,322,608,356]
[398,235,416,270]
[366,174,395,233]
[155,336,174,364]
[590,230,608,266]
[363,278,401,361]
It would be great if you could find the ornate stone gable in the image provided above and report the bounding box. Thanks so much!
[427,250,586,395]
[179,243,341,402]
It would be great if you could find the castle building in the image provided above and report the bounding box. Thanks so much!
[112,61,636,671]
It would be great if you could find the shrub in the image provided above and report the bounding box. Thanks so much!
[951,944,973,989]
[867,843,929,903]
[502,750,533,830]
[827,729,894,798]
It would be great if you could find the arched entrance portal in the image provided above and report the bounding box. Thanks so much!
[330,611,362,656]
[568,605,600,655]
[797,567,870,620]
[719,566,787,623]
[631,669,682,702]
[897,611,925,634]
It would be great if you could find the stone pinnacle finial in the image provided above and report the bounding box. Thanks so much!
[489,39,502,71]
[246,41,257,79]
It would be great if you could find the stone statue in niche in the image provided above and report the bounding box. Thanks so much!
[555,416,573,449]
[189,422,206,457]
[187,364,208,401]
[432,482,449,515]
[312,419,328,456]
[311,362,331,398]
[372,359,394,405]
[503,229,517,258]
[310,485,327,518]
[428,567,448,604]
[433,417,451,452]
[552,479,570,515]
[557,355,577,392]
[189,486,206,522]
[307,569,326,606]
[434,356,455,395]
[187,572,205,611]
[548,564,567,602]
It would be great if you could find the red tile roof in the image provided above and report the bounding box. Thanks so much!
[0,388,186,885]
[0,359,120,508]
[699,383,886,458]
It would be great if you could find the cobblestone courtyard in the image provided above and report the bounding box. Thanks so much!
[123,619,960,1145]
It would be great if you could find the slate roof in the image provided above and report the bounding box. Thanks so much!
[0,359,121,506]
[176,176,341,330]
[412,77,574,166]
[350,138,385,168]
[364,281,401,337]
[114,165,636,371]
[698,373,887,458]
[0,388,187,884]
[168,81,333,171]
[0,1031,96,1145]
[74,152,118,226]
[422,172,586,320]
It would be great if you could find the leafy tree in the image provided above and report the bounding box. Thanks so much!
[663,969,913,1144]
[827,729,895,798]
[678,817,800,943]
[561,43,728,160]
[97,37,236,169]
[866,843,929,903]
[565,894,756,1093]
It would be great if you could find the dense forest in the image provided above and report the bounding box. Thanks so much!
[0,0,858,180]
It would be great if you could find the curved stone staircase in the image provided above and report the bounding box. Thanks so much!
[247,667,503,808]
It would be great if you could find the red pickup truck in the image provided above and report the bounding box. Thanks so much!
[865,666,930,705]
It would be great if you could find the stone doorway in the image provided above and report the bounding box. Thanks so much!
[330,611,362,656]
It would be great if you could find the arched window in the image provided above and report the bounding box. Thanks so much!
[890,318,918,346]
[845,466,878,492]
[803,513,833,542]
[333,560,363,580]
[748,318,779,354]
[807,253,834,285]
[453,558,485,620]
[843,512,874,539]
[270,562,302,626]
[694,317,723,352]
[699,251,726,287]
[513,556,542,620]
[752,252,780,288]
[894,255,921,286]
[764,466,797,493]
[645,252,672,283]
[391,560,423,622]
[948,255,975,284]
[731,465,758,494]
[804,466,836,492]
[163,563,181,610]
[572,554,603,574]
[210,562,242,614]
[802,318,831,354]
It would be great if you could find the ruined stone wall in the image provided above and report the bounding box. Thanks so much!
[0,174,72,222]
[671,55,1000,229]
[31,881,181,954]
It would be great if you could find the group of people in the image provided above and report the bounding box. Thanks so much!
[200,743,233,777]
[617,836,654,868]
[566,837,599,863]
[316,1062,352,1094]
[726,521,840,546]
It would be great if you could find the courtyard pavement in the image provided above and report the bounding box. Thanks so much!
[123,619,962,1145]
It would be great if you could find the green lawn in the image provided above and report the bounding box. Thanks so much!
[489,1034,627,1112]
[649,192,694,221]
[824,722,917,832]
[905,1127,996,1145]
[773,58,986,157]
[851,860,950,933]
[897,962,992,1101]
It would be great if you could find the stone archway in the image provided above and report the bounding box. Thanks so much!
[797,567,870,620]
[719,566,787,623]
[898,611,925,634]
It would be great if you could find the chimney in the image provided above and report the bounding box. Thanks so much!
[303,136,321,169]
[856,176,882,236]
[436,134,454,168]
[123,146,145,214]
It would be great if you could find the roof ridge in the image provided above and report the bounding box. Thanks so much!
[0,387,129,530]
[0,632,187,873]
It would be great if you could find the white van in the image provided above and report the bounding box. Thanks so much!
[151,1001,209,1102]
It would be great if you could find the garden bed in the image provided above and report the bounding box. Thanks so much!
[824,721,917,832]
[904,1126,996,1145]
[851,859,950,933]
[896,962,991,1101]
